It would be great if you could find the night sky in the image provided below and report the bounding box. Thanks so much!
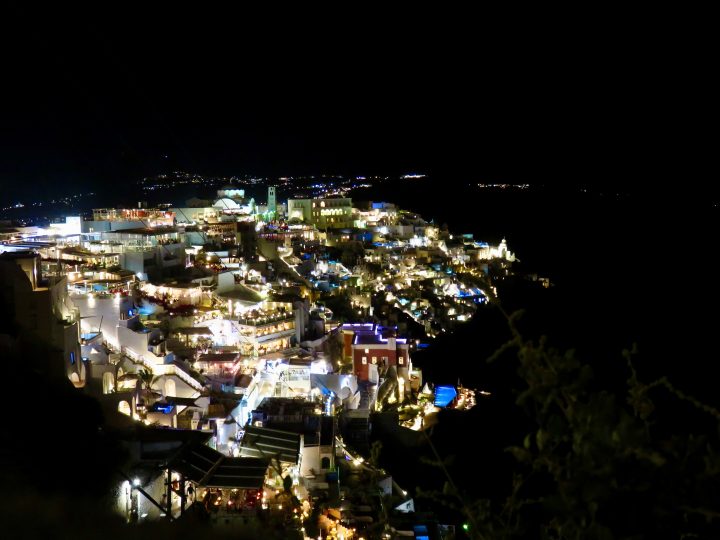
[1,7,711,203]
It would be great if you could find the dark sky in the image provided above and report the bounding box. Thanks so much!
[0,7,713,201]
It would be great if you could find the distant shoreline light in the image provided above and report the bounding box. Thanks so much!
[476,183,530,189]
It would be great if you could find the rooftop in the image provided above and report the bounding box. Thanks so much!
[0,250,38,260]
[240,425,302,464]
[217,287,262,302]
[173,326,213,336]
[170,443,269,489]
[198,352,240,363]
[105,226,178,236]
[255,397,319,416]
[342,323,408,345]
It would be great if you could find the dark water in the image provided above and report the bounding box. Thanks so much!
[356,179,719,405]
[362,179,720,517]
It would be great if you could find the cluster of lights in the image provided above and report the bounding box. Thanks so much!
[0,192,95,214]
[139,171,269,192]
[30,172,514,539]
[476,183,530,189]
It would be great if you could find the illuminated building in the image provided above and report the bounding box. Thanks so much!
[72,292,203,408]
[341,323,412,384]
[234,312,296,357]
[472,238,516,262]
[287,197,353,229]
[248,397,336,486]
[213,197,255,214]
[85,207,175,231]
[99,227,185,280]
[267,185,277,216]
[216,186,245,200]
[171,206,221,224]
[0,251,83,385]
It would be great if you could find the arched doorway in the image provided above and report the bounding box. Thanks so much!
[103,372,115,394]
[118,401,131,416]
[164,378,176,398]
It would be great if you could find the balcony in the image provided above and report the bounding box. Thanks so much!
[236,313,294,327]
[256,328,295,343]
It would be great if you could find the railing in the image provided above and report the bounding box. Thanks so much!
[236,314,294,327]
[165,363,205,391]
[123,245,157,253]
[256,328,295,342]
[122,345,205,391]
[122,347,155,372]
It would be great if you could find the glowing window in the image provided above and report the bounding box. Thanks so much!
[361,357,367,365]
[399,357,404,364]
[372,356,377,364]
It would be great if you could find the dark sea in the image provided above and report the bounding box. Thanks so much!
[353,179,720,404]
[359,178,720,506]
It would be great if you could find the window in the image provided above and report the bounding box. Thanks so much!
[69,351,75,365]
[321,456,331,469]
[382,356,388,364]
[364,348,369,354]
[361,357,367,365]
[372,356,377,364]
[399,356,404,365]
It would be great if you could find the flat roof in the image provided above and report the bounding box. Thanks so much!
[0,250,38,260]
[240,425,301,464]
[105,226,178,235]
[217,288,262,302]
[162,396,201,407]
[234,373,253,388]
[114,424,212,445]
[170,443,269,489]
[174,326,213,335]
[355,333,385,345]
[198,352,239,363]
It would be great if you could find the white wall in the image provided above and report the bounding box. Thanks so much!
[153,374,198,399]
[73,294,132,350]
[216,271,235,293]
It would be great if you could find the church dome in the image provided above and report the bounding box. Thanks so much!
[213,198,240,210]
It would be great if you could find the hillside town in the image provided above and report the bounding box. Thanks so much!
[0,186,517,539]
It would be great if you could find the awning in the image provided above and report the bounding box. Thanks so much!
[169,443,269,489]
[240,425,301,464]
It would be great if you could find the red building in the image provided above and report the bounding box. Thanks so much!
[341,323,411,383]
